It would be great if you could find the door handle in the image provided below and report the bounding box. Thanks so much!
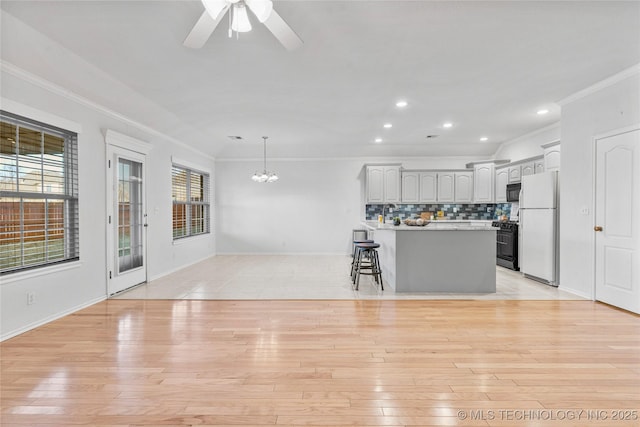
[594,226,603,232]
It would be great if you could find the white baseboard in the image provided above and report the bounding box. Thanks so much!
[1,295,106,342]
[216,252,349,256]
[558,286,592,300]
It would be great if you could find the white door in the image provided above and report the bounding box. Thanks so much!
[106,146,147,295]
[595,128,640,314]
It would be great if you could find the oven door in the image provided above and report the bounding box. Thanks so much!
[497,230,514,260]
[496,228,519,270]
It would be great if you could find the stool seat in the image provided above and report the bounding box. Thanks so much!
[355,242,380,249]
[352,242,384,291]
[353,239,374,244]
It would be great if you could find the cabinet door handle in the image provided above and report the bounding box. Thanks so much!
[594,226,603,232]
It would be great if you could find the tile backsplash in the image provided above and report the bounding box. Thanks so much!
[366,203,513,221]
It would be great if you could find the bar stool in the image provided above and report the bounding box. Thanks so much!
[350,239,374,279]
[352,242,384,291]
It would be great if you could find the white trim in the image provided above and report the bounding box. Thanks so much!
[541,140,561,150]
[148,254,216,282]
[0,97,82,133]
[493,122,561,153]
[215,156,491,163]
[0,261,82,285]
[558,63,640,106]
[105,129,153,154]
[1,295,106,342]
[216,252,350,256]
[593,123,640,142]
[171,156,212,175]
[1,60,215,161]
[172,233,213,246]
[557,286,592,301]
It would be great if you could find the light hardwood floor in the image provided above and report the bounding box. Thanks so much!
[2,299,639,426]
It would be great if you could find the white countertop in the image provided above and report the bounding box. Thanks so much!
[362,220,497,231]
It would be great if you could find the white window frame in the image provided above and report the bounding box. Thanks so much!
[0,110,80,275]
[171,158,211,241]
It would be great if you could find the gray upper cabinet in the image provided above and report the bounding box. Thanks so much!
[419,172,438,203]
[366,165,401,203]
[401,171,420,203]
[521,161,535,177]
[508,165,522,183]
[454,172,474,203]
[473,163,494,203]
[495,167,508,202]
[543,142,561,171]
[437,172,455,202]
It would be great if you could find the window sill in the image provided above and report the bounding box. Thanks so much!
[172,233,212,246]
[1,260,83,285]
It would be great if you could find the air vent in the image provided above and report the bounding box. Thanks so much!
[227,136,243,141]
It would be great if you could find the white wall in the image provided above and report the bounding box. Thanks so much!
[215,156,483,254]
[494,123,560,163]
[0,19,215,339]
[558,70,640,298]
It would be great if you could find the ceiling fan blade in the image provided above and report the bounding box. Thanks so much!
[245,0,273,23]
[263,9,303,51]
[183,6,229,49]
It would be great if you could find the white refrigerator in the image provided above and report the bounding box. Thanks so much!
[519,171,558,285]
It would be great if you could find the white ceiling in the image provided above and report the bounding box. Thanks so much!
[1,1,639,159]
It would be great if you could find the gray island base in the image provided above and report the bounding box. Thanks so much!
[363,221,498,293]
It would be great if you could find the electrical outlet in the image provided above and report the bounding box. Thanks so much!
[580,207,589,215]
[26,292,35,305]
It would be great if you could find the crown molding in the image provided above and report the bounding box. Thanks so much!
[558,63,640,106]
[104,129,153,154]
[0,60,215,161]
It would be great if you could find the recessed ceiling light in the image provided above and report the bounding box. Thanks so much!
[480,137,488,142]
[227,135,243,140]
[537,109,549,115]
[395,100,408,108]
[425,135,439,139]
[383,123,393,129]
[443,122,453,128]
[374,138,383,143]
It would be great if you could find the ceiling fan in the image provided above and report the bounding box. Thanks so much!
[184,0,303,51]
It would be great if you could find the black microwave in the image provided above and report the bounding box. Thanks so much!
[506,183,521,202]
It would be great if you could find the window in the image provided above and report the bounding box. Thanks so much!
[0,111,79,274]
[172,164,210,239]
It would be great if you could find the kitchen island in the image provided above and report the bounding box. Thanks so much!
[362,221,497,293]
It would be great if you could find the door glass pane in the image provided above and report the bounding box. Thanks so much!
[117,158,143,273]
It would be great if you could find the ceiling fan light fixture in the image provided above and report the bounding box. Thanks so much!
[231,2,252,33]
[246,0,273,23]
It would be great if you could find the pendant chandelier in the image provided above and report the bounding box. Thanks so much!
[252,136,278,183]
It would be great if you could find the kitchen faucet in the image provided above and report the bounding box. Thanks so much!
[381,203,396,223]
